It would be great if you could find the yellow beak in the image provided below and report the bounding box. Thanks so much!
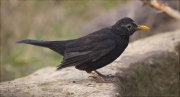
[136,25,149,30]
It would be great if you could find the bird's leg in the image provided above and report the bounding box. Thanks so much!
[88,70,115,83]
[89,72,106,82]
[94,70,114,78]
[94,70,106,77]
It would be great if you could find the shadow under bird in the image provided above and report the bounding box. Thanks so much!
[17,17,149,82]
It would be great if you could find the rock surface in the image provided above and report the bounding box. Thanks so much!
[0,30,179,97]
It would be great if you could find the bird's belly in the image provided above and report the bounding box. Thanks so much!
[76,44,128,72]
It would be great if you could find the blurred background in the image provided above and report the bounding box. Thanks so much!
[1,0,179,82]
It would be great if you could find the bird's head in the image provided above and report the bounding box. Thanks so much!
[112,17,149,36]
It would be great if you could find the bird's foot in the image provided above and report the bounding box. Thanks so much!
[89,71,116,83]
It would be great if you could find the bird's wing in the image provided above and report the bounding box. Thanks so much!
[57,31,116,69]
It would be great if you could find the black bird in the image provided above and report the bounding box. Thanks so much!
[17,17,149,82]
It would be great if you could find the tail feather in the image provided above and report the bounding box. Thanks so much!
[16,39,49,47]
[17,39,72,55]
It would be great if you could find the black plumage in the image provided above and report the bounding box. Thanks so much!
[17,17,149,82]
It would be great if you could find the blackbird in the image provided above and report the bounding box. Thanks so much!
[17,17,149,82]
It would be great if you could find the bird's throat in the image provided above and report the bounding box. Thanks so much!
[119,35,129,44]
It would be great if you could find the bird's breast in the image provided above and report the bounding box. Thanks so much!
[115,35,129,46]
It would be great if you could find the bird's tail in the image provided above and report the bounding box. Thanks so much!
[17,39,50,47]
[17,39,72,55]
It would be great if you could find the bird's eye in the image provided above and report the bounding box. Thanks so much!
[126,24,132,29]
